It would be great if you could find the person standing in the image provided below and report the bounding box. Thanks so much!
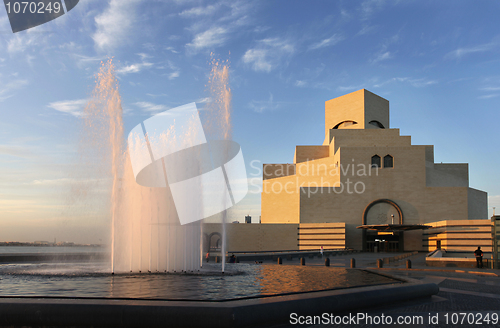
[474,246,483,268]
[206,252,210,263]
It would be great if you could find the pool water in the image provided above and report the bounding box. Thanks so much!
[0,262,401,301]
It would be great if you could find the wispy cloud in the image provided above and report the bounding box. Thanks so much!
[0,145,35,159]
[410,79,438,87]
[0,79,29,102]
[146,93,168,98]
[7,35,34,54]
[134,101,168,113]
[478,94,499,99]
[357,25,377,36]
[186,27,228,53]
[242,38,295,73]
[93,0,140,51]
[479,86,500,92]
[117,62,153,75]
[219,0,254,24]
[445,41,497,60]
[478,84,500,99]
[6,30,54,56]
[116,53,156,75]
[373,77,437,88]
[0,79,28,90]
[254,26,270,33]
[179,4,219,17]
[47,99,87,117]
[184,1,255,54]
[197,97,212,104]
[248,93,289,113]
[69,54,105,69]
[243,49,272,72]
[165,47,180,54]
[156,60,180,80]
[292,64,326,89]
[168,72,180,80]
[137,53,152,61]
[360,0,388,20]
[32,178,77,186]
[337,85,366,92]
[308,34,344,51]
[371,51,392,63]
[370,31,401,64]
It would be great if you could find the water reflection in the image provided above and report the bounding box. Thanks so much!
[256,265,391,296]
[0,263,400,301]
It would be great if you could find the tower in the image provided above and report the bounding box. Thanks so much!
[324,89,389,144]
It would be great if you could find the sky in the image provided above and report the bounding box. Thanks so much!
[0,0,499,243]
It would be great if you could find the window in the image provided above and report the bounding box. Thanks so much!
[368,120,385,129]
[384,155,393,168]
[371,155,381,168]
[333,120,358,129]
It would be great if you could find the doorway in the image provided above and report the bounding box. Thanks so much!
[365,231,403,252]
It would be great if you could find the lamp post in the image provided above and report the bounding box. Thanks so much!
[492,212,499,269]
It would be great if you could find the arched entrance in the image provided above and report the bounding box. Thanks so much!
[207,232,222,252]
[362,199,404,252]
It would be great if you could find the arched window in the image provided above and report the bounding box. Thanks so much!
[384,155,393,168]
[368,120,385,129]
[333,120,358,129]
[371,155,381,168]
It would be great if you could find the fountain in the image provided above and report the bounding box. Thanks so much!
[205,57,233,273]
[0,58,438,328]
[79,58,236,274]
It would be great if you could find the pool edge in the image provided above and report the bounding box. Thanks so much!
[0,282,439,327]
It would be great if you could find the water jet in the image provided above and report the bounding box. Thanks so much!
[0,58,439,327]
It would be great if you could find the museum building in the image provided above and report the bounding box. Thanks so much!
[206,89,490,253]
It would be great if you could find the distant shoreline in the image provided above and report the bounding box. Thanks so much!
[0,252,108,263]
[0,243,104,247]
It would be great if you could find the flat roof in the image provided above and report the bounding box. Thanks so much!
[356,224,432,232]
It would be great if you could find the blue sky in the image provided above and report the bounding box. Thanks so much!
[0,0,499,243]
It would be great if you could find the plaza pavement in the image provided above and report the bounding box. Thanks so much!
[248,252,500,328]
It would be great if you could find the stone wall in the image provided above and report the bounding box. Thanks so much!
[298,223,345,250]
[203,223,298,252]
[423,219,492,252]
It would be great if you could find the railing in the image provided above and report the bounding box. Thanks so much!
[228,248,350,254]
[366,241,400,252]
[382,251,419,264]
[214,249,359,262]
